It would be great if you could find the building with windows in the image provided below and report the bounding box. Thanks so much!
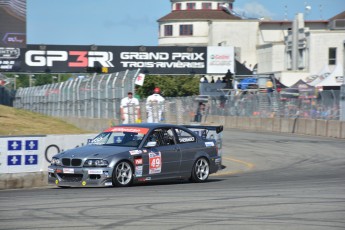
[158,0,345,86]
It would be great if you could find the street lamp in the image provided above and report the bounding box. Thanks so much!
[13,75,19,90]
[52,76,57,83]
[29,74,35,87]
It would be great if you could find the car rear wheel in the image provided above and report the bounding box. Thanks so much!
[112,161,133,187]
[191,157,209,183]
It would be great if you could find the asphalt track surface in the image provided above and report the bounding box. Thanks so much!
[0,130,345,230]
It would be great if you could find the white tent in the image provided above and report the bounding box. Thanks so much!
[307,64,331,86]
[316,63,344,87]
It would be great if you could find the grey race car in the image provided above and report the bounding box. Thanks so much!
[48,123,223,187]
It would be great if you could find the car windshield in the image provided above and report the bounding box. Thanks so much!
[90,127,149,147]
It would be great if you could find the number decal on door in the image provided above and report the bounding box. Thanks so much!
[149,151,162,174]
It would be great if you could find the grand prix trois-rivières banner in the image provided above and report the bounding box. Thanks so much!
[0,45,235,75]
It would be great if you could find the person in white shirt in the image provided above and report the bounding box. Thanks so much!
[120,92,140,124]
[146,87,165,123]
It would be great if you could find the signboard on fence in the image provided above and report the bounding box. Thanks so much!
[0,45,234,75]
[0,134,96,174]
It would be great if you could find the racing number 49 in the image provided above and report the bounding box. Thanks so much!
[150,157,161,168]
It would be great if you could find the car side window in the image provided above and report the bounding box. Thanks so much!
[174,128,196,144]
[146,128,176,147]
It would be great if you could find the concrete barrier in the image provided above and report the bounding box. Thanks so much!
[273,118,281,133]
[316,119,327,137]
[261,118,273,132]
[305,119,316,136]
[295,118,307,135]
[341,121,345,139]
[327,120,341,138]
[0,172,47,189]
[0,134,96,190]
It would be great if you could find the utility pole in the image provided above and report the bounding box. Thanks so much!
[340,40,345,121]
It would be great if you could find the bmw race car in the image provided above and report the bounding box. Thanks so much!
[48,123,223,187]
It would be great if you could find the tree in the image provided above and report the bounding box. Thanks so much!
[136,75,200,98]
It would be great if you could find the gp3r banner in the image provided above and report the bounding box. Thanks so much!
[0,45,234,75]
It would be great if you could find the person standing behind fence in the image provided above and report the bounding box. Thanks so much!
[146,87,165,123]
[120,92,140,124]
[266,79,273,95]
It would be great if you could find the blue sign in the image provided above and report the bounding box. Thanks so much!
[25,140,38,150]
[8,140,22,151]
[25,155,38,165]
[8,155,22,166]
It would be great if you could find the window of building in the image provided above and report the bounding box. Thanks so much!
[180,24,193,36]
[329,47,337,65]
[175,3,181,10]
[187,3,196,10]
[202,3,212,10]
[164,25,173,36]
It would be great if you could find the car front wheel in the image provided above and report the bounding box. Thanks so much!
[191,157,210,183]
[112,161,133,187]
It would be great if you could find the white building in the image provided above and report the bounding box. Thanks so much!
[158,0,345,86]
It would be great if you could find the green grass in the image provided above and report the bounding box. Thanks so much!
[0,105,90,136]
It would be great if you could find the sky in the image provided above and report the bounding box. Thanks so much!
[27,0,344,46]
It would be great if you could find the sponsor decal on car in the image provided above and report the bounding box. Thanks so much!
[105,127,149,134]
[205,142,215,147]
[48,168,54,173]
[63,168,74,174]
[134,158,143,165]
[149,151,162,174]
[82,181,87,186]
[129,150,142,155]
[104,182,113,186]
[88,169,103,175]
[135,165,143,177]
[179,137,195,142]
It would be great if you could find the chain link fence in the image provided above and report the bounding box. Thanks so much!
[13,69,139,120]
[12,70,340,122]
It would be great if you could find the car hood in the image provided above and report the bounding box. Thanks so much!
[57,145,135,159]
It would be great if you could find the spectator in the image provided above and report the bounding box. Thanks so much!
[200,76,208,83]
[146,87,165,123]
[194,102,206,122]
[266,79,273,94]
[223,69,233,89]
[210,76,215,83]
[216,77,222,83]
[120,92,141,124]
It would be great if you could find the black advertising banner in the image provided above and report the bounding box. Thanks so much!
[0,45,208,75]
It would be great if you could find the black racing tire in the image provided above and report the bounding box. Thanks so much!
[112,161,134,187]
[190,157,210,183]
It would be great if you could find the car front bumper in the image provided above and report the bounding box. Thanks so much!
[48,166,114,187]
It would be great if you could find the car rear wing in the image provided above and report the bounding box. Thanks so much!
[183,125,223,137]
[183,125,223,156]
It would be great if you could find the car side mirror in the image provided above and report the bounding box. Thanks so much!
[145,141,157,148]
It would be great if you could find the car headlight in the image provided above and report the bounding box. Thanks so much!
[83,159,109,167]
[51,157,61,166]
